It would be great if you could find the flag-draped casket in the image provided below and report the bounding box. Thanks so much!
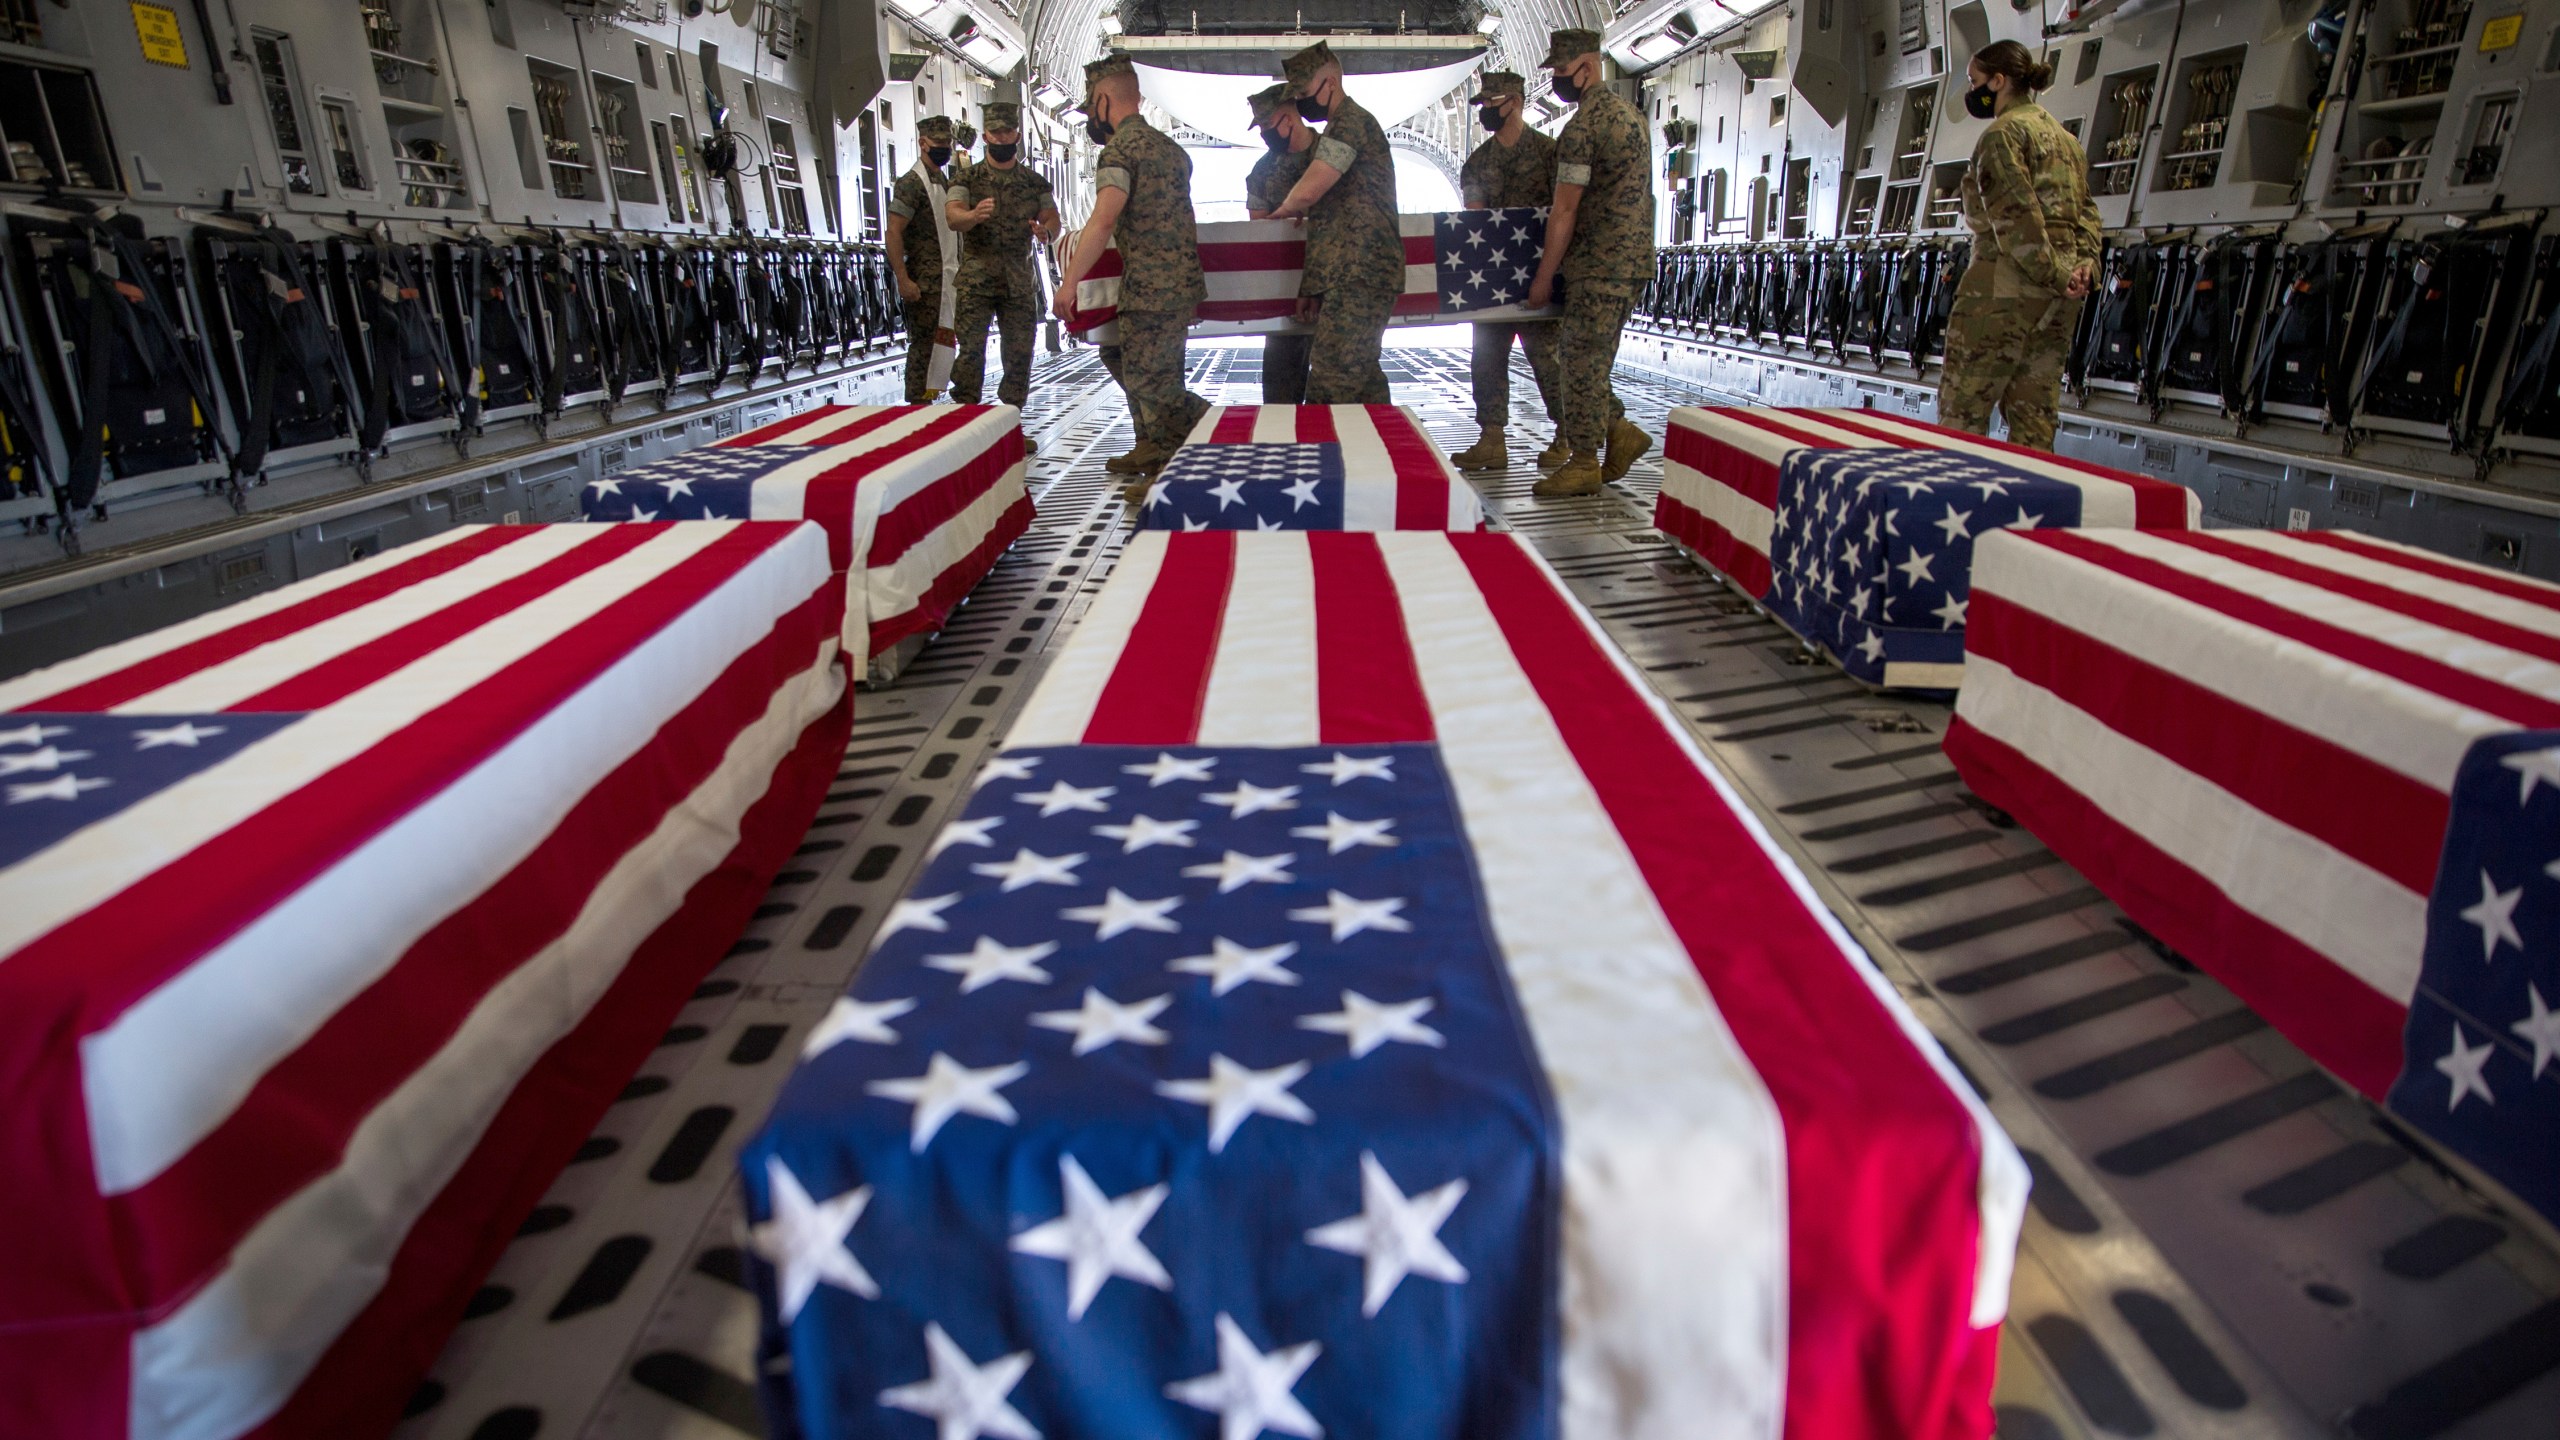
[738,530,2026,1440]
[0,521,849,1439]
[1067,209,1559,341]
[581,404,1032,673]
[1948,527,2560,1227]
[1141,405,1483,532]
[1656,407,2199,688]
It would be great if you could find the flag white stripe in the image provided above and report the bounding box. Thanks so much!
[1967,532,2507,791]
[83,527,831,1194]
[861,460,1030,662]
[0,527,487,713]
[119,527,602,714]
[747,410,954,518]
[1004,531,1167,746]
[1336,409,1398,532]
[2210,529,2560,639]
[1659,459,1778,560]
[1377,534,1789,1440]
[2082,529,2560,709]
[1252,406,1295,444]
[0,524,747,968]
[1673,409,1891,464]
[1195,534,1318,745]
[1801,408,2152,527]
[125,646,844,1440]
[1958,652,2427,1003]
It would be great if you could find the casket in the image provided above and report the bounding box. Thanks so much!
[1141,405,1483,532]
[583,404,1032,674]
[0,521,848,1439]
[737,530,2024,1440]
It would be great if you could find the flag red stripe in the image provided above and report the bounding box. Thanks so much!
[1309,534,1433,743]
[2038,532,2560,727]
[0,528,792,1041]
[734,403,917,452]
[1211,406,1260,444]
[1391,294,1440,317]
[1967,590,2446,892]
[869,495,1037,661]
[1295,405,1338,444]
[1371,405,1449,530]
[2159,531,2560,668]
[800,408,993,573]
[248,686,851,1440]
[110,588,840,1310]
[1200,241,1306,272]
[1081,533,1234,744]
[868,423,1025,568]
[2307,531,2560,612]
[1653,490,1776,595]
[1664,412,1839,510]
[1792,408,2192,528]
[1945,715,2408,1096]
[722,404,854,446]
[20,529,536,711]
[1450,533,1994,1440]
[227,525,660,713]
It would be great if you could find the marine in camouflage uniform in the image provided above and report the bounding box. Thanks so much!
[1938,96,2101,451]
[1451,70,1564,472]
[946,101,1060,418]
[1270,41,1405,405]
[1245,84,1314,406]
[887,115,956,404]
[1070,54,1207,482]
[1528,30,1654,498]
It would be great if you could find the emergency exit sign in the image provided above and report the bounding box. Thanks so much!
[130,2,188,68]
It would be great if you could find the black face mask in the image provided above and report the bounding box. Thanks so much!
[1085,115,1114,146]
[1261,126,1291,151]
[1294,95,1330,123]
[926,145,952,167]
[987,142,1018,162]
[1965,84,1999,120]
[1550,72,1582,105]
[1478,103,1507,132]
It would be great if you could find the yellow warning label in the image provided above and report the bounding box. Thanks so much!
[2481,12,2524,49]
[131,2,189,68]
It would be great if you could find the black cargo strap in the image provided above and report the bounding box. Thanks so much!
[709,254,743,386]
[609,245,663,393]
[62,212,231,509]
[2244,252,2320,406]
[231,227,338,475]
[2496,258,2560,424]
[357,239,457,450]
[0,338,55,503]
[2351,244,2438,412]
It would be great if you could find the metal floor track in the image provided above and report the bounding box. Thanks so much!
[395,341,2560,1440]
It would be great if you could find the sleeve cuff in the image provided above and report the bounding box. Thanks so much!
[1314,136,1357,171]
[1555,162,1593,187]
[888,199,916,219]
[1096,166,1132,194]
[946,187,971,205]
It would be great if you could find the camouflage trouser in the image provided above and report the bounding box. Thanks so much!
[1936,295,2081,451]
[1558,281,1634,453]
[952,283,1037,408]
[1119,307,1209,451]
[901,296,942,404]
[1262,332,1311,405]
[1473,320,1561,429]
[1303,284,1397,405]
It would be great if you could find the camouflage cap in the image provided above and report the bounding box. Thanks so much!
[982,100,1021,132]
[953,121,977,148]
[917,114,954,143]
[1541,28,1603,67]
[1471,70,1525,102]
[1280,40,1338,93]
[1248,83,1295,129]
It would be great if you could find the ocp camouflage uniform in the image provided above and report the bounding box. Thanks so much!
[1939,100,2100,451]
[889,119,953,404]
[948,145,1055,408]
[1289,44,1405,405]
[1550,52,1653,455]
[1459,92,1562,431]
[1097,110,1209,452]
[1246,88,1313,405]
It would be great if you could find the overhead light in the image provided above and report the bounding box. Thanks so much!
[948,13,979,42]
[1631,31,1686,63]
[1477,13,1501,32]
[961,34,1012,67]
[1100,11,1123,30]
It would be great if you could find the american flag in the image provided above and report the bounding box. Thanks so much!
[0,521,849,1439]
[741,531,2025,1440]
[1766,447,2086,691]
[1067,209,1559,340]
[1655,406,2198,601]
[1142,405,1483,532]
[1950,527,2560,1106]
[581,405,1034,673]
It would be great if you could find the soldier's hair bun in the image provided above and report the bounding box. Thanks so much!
[1973,39,2057,91]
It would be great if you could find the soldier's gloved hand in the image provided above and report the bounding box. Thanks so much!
[898,274,922,303]
[1294,295,1320,325]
